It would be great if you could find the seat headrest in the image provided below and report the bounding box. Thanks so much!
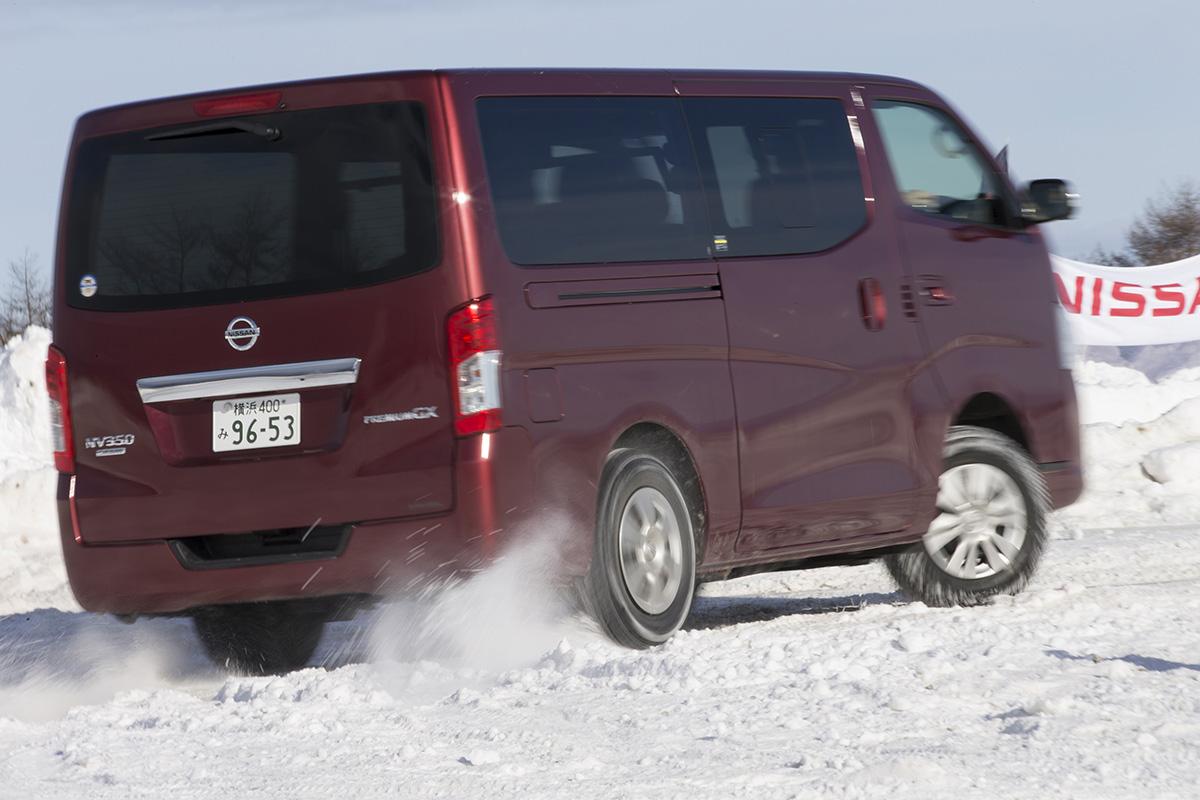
[558,154,668,225]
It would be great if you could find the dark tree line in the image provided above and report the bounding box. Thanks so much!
[0,249,51,343]
[1089,181,1200,266]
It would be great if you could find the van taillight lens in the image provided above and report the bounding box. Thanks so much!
[448,298,502,436]
[45,345,75,473]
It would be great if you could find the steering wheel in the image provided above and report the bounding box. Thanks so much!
[937,195,994,223]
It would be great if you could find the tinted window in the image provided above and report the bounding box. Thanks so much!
[476,97,709,266]
[66,102,437,310]
[685,98,866,257]
[872,100,1011,227]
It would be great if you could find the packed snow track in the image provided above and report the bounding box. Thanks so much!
[0,524,1197,799]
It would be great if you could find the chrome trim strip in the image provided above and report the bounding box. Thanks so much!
[137,358,361,403]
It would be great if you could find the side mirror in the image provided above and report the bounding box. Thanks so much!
[1021,179,1077,224]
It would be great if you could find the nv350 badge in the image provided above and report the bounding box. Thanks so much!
[85,433,135,457]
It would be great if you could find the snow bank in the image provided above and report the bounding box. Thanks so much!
[1083,340,1200,381]
[1141,440,1200,484]
[0,327,74,614]
[1058,393,1200,527]
[0,326,51,473]
[1073,359,1200,425]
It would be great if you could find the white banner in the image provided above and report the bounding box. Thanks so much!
[1051,254,1200,346]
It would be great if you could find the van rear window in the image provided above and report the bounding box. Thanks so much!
[66,102,437,310]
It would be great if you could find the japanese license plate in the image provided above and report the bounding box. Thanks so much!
[212,393,300,452]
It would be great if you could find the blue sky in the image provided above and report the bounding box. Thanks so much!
[1,0,1195,276]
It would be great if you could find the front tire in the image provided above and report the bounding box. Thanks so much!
[584,451,697,648]
[192,602,326,675]
[885,425,1048,607]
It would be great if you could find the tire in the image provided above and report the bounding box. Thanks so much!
[192,602,326,675]
[884,425,1048,607]
[584,450,698,648]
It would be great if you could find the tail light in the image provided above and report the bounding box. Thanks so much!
[193,90,282,118]
[448,298,502,436]
[45,345,75,473]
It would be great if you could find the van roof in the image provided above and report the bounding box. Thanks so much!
[76,68,930,123]
[439,67,924,85]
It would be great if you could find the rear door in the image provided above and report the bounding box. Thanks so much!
[56,76,467,543]
[675,78,936,552]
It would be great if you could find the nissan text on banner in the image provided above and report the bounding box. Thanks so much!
[1051,254,1200,347]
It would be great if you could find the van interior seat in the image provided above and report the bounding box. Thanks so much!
[748,175,817,232]
[558,154,670,228]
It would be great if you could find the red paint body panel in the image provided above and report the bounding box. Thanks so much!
[671,77,933,554]
[58,429,533,614]
[857,83,1084,507]
[51,69,1081,615]
[56,74,468,546]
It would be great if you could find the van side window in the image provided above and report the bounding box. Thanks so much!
[872,100,1011,227]
[684,98,866,257]
[476,97,709,266]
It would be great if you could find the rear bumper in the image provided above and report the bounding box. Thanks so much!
[59,510,464,615]
[59,427,540,615]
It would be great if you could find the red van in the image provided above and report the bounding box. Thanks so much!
[49,69,1081,672]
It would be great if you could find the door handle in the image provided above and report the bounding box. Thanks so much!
[918,275,954,306]
[858,278,886,331]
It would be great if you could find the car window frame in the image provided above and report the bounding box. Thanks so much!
[682,94,872,260]
[472,90,876,269]
[473,94,714,269]
[868,96,1022,233]
[64,100,442,312]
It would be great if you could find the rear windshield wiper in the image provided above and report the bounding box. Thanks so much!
[146,119,281,142]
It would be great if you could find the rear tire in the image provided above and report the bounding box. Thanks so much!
[885,425,1048,607]
[192,602,326,675]
[584,450,697,648]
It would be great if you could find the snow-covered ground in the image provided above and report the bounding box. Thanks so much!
[1,329,1199,798]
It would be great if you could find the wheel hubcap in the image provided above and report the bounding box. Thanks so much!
[924,463,1027,580]
[618,487,684,615]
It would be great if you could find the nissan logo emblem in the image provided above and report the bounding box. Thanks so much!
[224,316,261,351]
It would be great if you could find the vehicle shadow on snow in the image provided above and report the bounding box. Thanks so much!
[1045,648,1200,673]
[684,591,904,631]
